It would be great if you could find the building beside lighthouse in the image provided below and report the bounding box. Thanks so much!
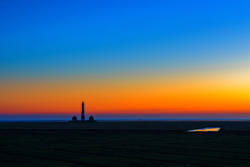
[81,101,85,121]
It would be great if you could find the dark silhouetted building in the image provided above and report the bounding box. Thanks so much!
[88,115,95,122]
[72,115,77,121]
[81,101,85,121]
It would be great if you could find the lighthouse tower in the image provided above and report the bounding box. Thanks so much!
[81,101,85,121]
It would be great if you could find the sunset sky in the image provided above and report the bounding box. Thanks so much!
[1,0,250,120]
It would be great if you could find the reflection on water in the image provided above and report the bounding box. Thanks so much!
[187,127,221,132]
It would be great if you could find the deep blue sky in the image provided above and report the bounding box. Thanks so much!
[1,0,250,79]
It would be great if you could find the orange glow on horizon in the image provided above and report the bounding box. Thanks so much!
[1,66,250,115]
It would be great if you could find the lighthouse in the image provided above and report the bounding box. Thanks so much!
[81,101,85,121]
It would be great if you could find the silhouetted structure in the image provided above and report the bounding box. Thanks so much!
[88,115,95,122]
[81,101,85,121]
[72,115,77,121]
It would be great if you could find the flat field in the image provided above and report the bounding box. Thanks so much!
[1,121,250,167]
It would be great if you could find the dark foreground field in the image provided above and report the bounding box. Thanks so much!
[1,121,250,167]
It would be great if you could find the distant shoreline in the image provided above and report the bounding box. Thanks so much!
[1,119,250,123]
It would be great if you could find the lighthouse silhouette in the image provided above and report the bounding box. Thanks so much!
[81,101,85,121]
